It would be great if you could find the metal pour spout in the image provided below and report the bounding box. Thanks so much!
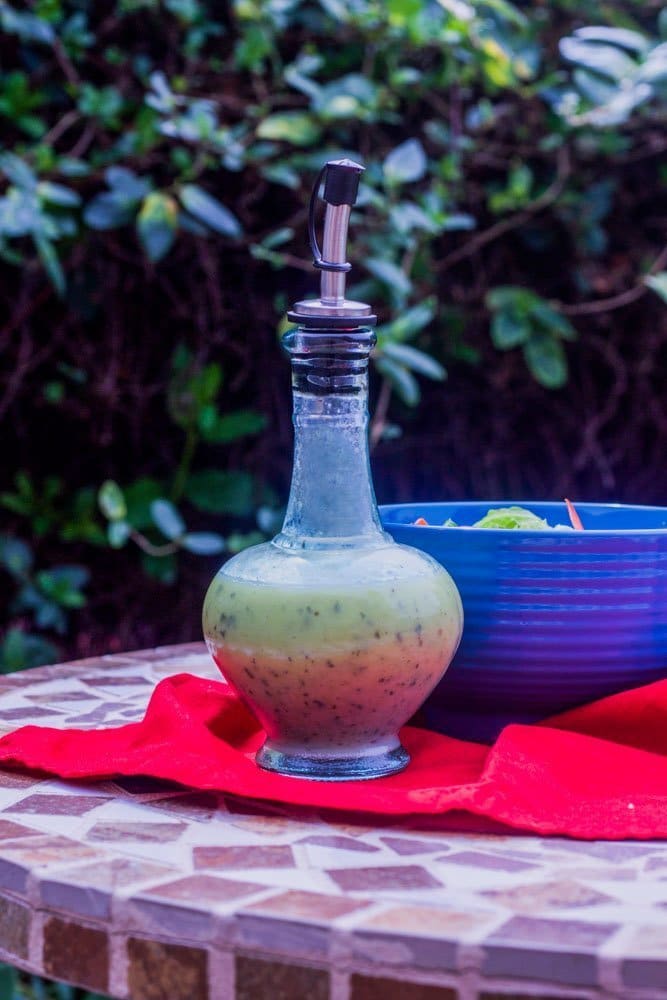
[287,158,376,329]
[321,200,352,306]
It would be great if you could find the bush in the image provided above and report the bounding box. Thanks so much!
[1,0,666,662]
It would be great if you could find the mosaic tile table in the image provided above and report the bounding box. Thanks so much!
[0,644,666,999]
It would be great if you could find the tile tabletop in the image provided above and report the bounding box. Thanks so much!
[0,644,664,999]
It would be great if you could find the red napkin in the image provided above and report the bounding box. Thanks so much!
[1,673,667,839]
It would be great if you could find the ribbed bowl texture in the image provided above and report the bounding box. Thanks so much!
[380,501,667,742]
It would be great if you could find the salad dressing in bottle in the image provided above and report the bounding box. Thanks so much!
[203,159,462,780]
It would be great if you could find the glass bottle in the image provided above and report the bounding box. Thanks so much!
[203,159,462,780]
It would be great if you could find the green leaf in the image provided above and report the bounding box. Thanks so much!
[36,566,88,608]
[574,26,649,54]
[105,166,151,201]
[365,258,412,300]
[530,301,577,340]
[193,362,223,404]
[523,333,568,389]
[108,520,131,548]
[442,213,476,231]
[0,152,37,190]
[645,273,667,303]
[0,6,54,43]
[150,498,186,540]
[560,37,637,81]
[472,506,552,530]
[44,380,65,404]
[486,285,535,313]
[256,112,322,146]
[387,0,422,25]
[383,139,427,184]
[199,409,267,444]
[185,470,256,516]
[179,184,242,237]
[490,310,530,349]
[0,536,32,577]
[98,480,127,521]
[380,342,446,381]
[180,531,225,554]
[37,181,81,207]
[0,629,58,673]
[34,234,65,296]
[84,192,133,230]
[123,477,163,530]
[376,299,436,344]
[374,357,420,407]
[137,191,178,262]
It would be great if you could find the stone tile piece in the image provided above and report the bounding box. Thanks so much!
[435,850,536,873]
[242,889,369,922]
[380,836,451,856]
[622,958,667,991]
[65,703,131,725]
[483,879,615,912]
[350,974,456,999]
[0,706,65,719]
[0,771,43,789]
[228,814,315,837]
[353,903,498,972]
[299,835,380,853]
[644,855,667,871]
[619,924,667,986]
[328,865,442,892]
[561,865,636,882]
[43,915,109,992]
[235,954,329,1000]
[541,840,654,862]
[26,690,97,703]
[127,938,208,1000]
[149,792,220,821]
[1,835,100,868]
[80,674,149,687]
[194,845,295,870]
[4,793,110,816]
[0,819,44,840]
[483,916,618,987]
[39,858,174,920]
[0,895,31,958]
[360,903,495,937]
[87,821,186,843]
[487,915,619,948]
[143,874,262,904]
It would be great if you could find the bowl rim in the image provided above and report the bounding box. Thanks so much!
[379,500,667,536]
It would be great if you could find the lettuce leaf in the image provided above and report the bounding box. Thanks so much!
[438,505,573,530]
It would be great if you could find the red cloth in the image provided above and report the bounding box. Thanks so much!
[1,673,667,839]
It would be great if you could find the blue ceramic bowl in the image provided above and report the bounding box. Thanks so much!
[380,501,667,742]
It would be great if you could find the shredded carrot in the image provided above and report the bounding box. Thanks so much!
[564,498,584,530]
[414,517,429,526]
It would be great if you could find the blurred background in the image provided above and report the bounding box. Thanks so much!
[2,0,666,672]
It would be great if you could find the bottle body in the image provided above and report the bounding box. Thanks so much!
[202,327,463,779]
[203,541,462,776]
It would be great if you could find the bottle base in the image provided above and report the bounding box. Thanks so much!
[255,742,410,781]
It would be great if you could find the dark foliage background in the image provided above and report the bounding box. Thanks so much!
[1,0,667,673]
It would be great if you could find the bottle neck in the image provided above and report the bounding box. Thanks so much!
[274,327,387,550]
